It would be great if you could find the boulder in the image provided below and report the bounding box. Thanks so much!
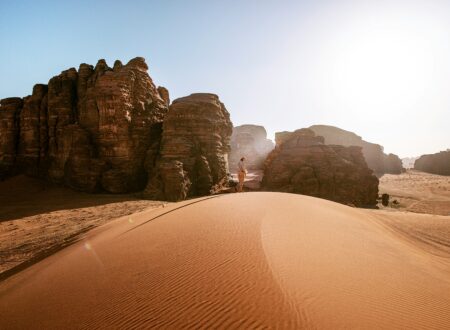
[309,125,404,175]
[229,125,274,171]
[146,93,232,201]
[381,193,390,206]
[414,150,450,176]
[262,128,379,207]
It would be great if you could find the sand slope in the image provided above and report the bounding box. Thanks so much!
[0,176,164,276]
[1,193,450,329]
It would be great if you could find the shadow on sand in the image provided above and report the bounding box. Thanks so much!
[0,175,146,222]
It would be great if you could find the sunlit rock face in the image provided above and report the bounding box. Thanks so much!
[145,93,233,201]
[262,128,379,207]
[229,125,274,171]
[414,150,450,176]
[309,125,404,175]
[0,57,169,193]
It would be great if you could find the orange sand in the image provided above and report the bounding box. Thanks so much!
[1,192,449,329]
[0,176,165,277]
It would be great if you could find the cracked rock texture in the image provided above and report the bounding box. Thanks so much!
[145,93,232,201]
[262,128,379,207]
[0,57,169,193]
[309,125,404,175]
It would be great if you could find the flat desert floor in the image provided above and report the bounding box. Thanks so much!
[379,169,450,216]
[0,176,165,278]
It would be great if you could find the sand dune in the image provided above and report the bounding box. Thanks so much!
[1,192,450,329]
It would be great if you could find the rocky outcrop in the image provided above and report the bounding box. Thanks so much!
[157,86,170,107]
[262,129,379,207]
[229,125,274,171]
[145,93,232,201]
[309,125,404,175]
[0,57,169,193]
[383,153,404,175]
[17,84,48,176]
[0,98,23,178]
[414,150,450,176]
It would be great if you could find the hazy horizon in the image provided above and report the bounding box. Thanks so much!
[1,0,449,158]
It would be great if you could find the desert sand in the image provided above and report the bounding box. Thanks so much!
[379,170,450,215]
[0,176,165,278]
[1,192,449,329]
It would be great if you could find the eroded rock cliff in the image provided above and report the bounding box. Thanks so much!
[145,93,232,201]
[0,57,169,193]
[262,128,379,207]
[309,125,403,175]
[414,150,450,176]
[0,98,23,178]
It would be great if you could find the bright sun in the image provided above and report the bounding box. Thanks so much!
[303,3,449,123]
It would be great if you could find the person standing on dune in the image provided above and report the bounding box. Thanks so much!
[237,157,247,192]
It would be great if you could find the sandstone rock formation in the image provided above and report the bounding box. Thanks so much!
[229,125,274,171]
[414,150,450,176]
[0,98,23,178]
[145,94,232,201]
[0,57,169,193]
[309,125,404,175]
[262,128,379,207]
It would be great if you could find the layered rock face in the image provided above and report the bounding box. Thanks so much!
[229,125,274,171]
[262,129,379,207]
[0,57,169,193]
[309,125,404,175]
[145,94,232,201]
[0,98,23,178]
[414,150,450,176]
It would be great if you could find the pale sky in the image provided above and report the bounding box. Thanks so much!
[1,0,449,158]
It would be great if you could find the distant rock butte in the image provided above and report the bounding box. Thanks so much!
[309,125,404,175]
[263,128,379,207]
[229,125,274,171]
[414,150,450,176]
[145,93,232,201]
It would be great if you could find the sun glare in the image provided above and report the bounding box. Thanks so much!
[330,26,433,113]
